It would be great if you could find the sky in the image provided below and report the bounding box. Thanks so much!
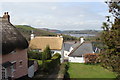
[0,1,110,30]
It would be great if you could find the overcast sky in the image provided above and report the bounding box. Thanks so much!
[0,2,110,30]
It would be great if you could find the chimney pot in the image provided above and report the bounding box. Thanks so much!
[80,37,84,43]
[3,12,10,22]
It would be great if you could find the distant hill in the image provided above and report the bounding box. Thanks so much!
[16,25,100,42]
[62,30,101,34]
[15,25,56,41]
[38,28,61,33]
[37,28,101,35]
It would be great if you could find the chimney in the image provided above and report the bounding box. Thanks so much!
[57,34,63,38]
[3,12,10,22]
[80,37,84,43]
[31,30,35,40]
[57,35,60,37]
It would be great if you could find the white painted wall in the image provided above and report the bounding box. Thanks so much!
[53,50,61,55]
[61,45,64,63]
[64,51,70,58]
[68,56,85,63]
[52,45,64,63]
[31,34,34,40]
[28,65,34,78]
[69,47,73,53]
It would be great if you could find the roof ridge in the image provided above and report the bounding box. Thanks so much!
[68,42,84,56]
[35,36,62,38]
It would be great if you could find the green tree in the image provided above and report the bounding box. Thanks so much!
[42,45,52,70]
[42,51,46,70]
[101,0,120,79]
[44,45,52,59]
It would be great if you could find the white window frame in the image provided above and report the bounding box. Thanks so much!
[11,61,16,72]
[2,67,6,79]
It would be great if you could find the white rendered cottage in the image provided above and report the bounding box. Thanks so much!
[29,36,64,63]
[68,42,98,63]
[64,38,84,59]
[64,42,80,58]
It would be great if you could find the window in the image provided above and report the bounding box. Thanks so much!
[79,55,82,57]
[20,61,22,65]
[19,60,23,67]
[51,51,54,54]
[2,68,6,79]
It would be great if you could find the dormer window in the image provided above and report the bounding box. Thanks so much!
[10,50,16,54]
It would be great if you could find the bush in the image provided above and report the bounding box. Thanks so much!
[43,53,61,72]
[43,60,52,72]
[52,53,61,58]
[43,45,52,60]
[51,53,61,67]
[84,53,99,64]
[28,51,42,60]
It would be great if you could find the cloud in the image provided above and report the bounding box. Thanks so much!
[51,6,57,10]
[1,2,108,30]
[0,0,105,2]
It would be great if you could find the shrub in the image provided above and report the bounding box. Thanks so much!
[52,53,61,58]
[84,53,99,64]
[28,51,42,60]
[42,53,61,72]
[43,45,52,60]
[52,53,61,66]
[43,60,52,72]
[42,45,52,69]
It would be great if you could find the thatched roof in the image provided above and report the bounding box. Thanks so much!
[29,36,63,50]
[1,13,29,54]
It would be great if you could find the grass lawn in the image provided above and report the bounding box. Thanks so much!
[68,63,116,78]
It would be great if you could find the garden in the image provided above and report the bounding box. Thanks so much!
[28,45,61,78]
[66,63,116,78]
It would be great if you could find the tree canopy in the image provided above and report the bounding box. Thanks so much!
[101,0,120,79]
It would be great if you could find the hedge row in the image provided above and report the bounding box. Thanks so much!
[84,53,99,64]
[43,53,61,72]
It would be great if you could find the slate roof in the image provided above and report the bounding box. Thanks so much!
[1,14,29,54]
[64,43,73,51]
[29,36,63,50]
[69,42,94,57]
[71,42,81,48]
[2,61,13,68]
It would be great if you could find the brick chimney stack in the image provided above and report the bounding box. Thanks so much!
[3,12,10,22]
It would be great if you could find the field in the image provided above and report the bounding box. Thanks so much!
[67,63,116,78]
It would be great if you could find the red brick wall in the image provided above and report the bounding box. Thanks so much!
[1,49,28,79]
